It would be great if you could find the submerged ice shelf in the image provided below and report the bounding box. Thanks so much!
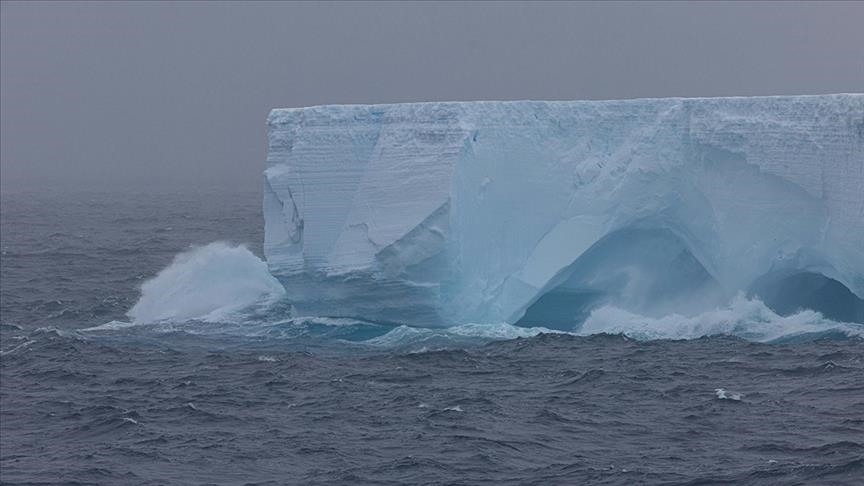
[264,95,864,328]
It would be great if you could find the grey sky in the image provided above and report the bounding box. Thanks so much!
[2,1,863,191]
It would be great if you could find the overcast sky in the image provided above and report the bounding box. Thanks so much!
[2,1,863,191]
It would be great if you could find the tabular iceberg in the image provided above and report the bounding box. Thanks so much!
[264,95,864,327]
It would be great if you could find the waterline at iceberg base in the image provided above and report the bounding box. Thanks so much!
[263,95,864,329]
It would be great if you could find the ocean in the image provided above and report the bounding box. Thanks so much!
[1,188,862,485]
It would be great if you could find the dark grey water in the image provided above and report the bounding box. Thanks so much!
[2,189,863,485]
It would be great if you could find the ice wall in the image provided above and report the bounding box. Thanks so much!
[264,95,864,327]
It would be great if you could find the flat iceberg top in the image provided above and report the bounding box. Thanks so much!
[268,93,860,124]
[264,94,864,327]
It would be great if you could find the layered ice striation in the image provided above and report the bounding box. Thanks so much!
[264,95,864,328]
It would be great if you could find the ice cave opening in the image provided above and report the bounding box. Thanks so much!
[749,271,864,324]
[516,227,723,330]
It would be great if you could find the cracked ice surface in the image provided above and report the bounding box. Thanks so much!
[264,95,864,327]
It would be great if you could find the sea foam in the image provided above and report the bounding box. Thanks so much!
[578,294,862,342]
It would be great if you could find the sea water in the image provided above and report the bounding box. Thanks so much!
[1,187,862,485]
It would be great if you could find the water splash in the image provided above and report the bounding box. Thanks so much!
[578,294,863,343]
[127,242,285,323]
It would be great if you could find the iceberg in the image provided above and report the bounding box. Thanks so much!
[264,95,864,328]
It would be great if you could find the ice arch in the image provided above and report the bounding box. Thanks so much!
[514,228,722,330]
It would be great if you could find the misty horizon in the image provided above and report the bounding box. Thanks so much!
[2,1,863,191]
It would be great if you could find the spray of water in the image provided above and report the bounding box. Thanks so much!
[579,294,861,342]
[127,242,285,323]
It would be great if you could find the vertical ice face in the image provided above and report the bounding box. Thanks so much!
[264,95,864,327]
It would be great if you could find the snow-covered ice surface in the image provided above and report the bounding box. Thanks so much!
[264,95,864,328]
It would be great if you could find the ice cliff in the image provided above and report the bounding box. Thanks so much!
[264,95,864,327]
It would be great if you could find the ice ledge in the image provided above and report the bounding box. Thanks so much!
[267,94,860,125]
[264,94,864,326]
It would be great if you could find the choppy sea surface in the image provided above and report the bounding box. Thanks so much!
[2,188,863,485]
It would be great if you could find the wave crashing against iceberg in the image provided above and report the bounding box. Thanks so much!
[264,95,864,328]
[96,242,862,344]
[127,242,285,324]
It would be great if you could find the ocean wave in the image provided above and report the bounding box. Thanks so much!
[578,294,863,343]
[126,242,284,323]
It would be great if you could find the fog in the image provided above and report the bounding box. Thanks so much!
[2,1,862,191]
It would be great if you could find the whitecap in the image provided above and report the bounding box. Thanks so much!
[364,321,565,348]
[0,339,36,356]
[715,388,744,401]
[578,294,862,342]
[81,320,138,332]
